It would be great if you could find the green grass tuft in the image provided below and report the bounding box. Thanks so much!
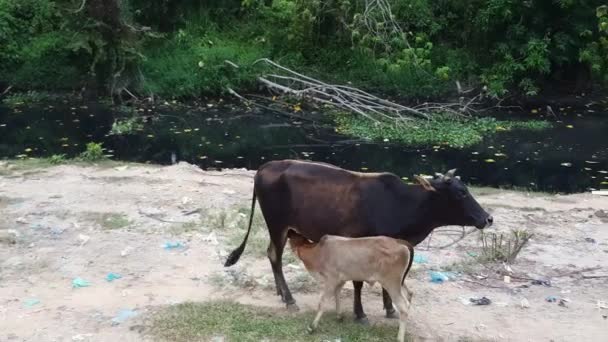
[148,301,411,342]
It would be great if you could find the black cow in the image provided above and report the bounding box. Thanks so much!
[224,160,493,322]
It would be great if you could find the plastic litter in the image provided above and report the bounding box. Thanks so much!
[429,271,450,283]
[72,278,90,288]
[120,246,132,257]
[111,309,138,326]
[503,275,511,283]
[106,273,122,282]
[470,297,491,305]
[72,333,93,341]
[78,234,90,246]
[24,298,40,307]
[466,251,478,257]
[532,279,551,287]
[545,295,558,303]
[203,232,219,246]
[413,254,428,264]
[163,241,184,250]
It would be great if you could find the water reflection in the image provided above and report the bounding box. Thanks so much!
[1,102,607,193]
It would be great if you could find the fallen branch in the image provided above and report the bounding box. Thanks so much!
[0,85,12,97]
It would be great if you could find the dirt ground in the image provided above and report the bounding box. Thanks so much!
[1,161,607,342]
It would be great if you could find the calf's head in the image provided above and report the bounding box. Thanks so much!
[417,169,493,229]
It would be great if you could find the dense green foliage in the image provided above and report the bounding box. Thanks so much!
[1,0,607,99]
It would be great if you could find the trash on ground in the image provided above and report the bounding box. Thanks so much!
[163,241,184,250]
[15,217,28,224]
[0,229,19,245]
[106,273,122,282]
[520,298,530,308]
[429,271,450,283]
[413,254,428,264]
[72,333,93,341]
[504,275,511,283]
[466,251,478,257]
[24,298,40,308]
[470,297,492,305]
[78,234,90,246]
[532,279,551,287]
[72,278,91,288]
[120,246,132,257]
[545,295,558,303]
[111,309,138,326]
[203,232,219,246]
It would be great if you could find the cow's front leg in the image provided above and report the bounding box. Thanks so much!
[383,288,398,319]
[352,281,369,324]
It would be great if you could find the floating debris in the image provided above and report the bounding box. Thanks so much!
[560,162,572,167]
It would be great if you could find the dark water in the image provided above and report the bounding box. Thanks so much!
[1,102,607,193]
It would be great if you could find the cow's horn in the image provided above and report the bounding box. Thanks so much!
[445,169,457,179]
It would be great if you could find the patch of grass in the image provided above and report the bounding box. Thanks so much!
[148,301,410,342]
[169,220,202,235]
[87,212,131,230]
[78,142,107,162]
[48,154,67,165]
[335,113,552,148]
[109,116,144,135]
[1,91,62,107]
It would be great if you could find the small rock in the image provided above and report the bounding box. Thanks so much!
[0,229,18,245]
[520,298,530,308]
[15,217,27,224]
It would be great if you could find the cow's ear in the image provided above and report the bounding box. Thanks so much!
[414,175,437,192]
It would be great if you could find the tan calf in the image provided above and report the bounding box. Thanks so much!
[287,230,414,342]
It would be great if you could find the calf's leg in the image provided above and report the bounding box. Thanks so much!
[334,282,345,321]
[308,284,335,333]
[352,281,368,324]
[384,284,411,342]
[383,288,397,318]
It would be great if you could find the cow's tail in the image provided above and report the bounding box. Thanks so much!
[224,188,257,267]
[401,241,415,285]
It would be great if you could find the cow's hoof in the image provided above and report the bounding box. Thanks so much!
[286,303,300,312]
[385,308,398,319]
[307,325,315,334]
[354,316,369,325]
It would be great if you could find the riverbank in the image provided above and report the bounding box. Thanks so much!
[1,161,607,341]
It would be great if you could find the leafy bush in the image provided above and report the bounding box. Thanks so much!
[79,142,106,162]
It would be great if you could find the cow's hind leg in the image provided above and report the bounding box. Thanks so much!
[353,281,368,324]
[383,288,398,319]
[267,227,297,309]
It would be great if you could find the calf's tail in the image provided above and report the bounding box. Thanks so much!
[401,241,415,285]
[224,188,257,267]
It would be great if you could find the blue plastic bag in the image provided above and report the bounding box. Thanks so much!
[413,254,428,264]
[111,309,139,325]
[429,271,450,283]
[106,273,122,282]
[72,277,90,288]
[163,241,184,250]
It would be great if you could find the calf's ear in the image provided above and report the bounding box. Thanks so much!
[414,175,437,192]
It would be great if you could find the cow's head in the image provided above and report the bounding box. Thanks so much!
[416,169,493,229]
